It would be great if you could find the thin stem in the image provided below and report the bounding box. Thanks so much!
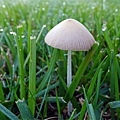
[16,26,25,99]
[67,50,72,115]
[67,50,72,87]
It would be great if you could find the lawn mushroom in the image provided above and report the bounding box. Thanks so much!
[45,18,95,115]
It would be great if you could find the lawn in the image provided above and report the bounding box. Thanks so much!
[0,0,120,119]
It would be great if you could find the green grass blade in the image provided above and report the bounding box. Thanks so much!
[0,103,19,120]
[0,81,4,102]
[69,109,76,120]
[56,89,61,119]
[93,69,102,107]
[16,99,34,120]
[110,52,115,99]
[36,81,59,98]
[114,56,119,100]
[104,30,114,51]
[38,97,66,103]
[28,38,36,115]
[16,25,25,99]
[82,86,96,120]
[36,49,58,92]
[88,104,97,120]
[109,101,120,108]
[36,25,46,44]
[0,82,6,119]
[57,54,66,96]
[110,51,116,119]
[27,19,31,53]
[24,52,30,69]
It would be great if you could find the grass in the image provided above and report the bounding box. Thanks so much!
[0,0,120,119]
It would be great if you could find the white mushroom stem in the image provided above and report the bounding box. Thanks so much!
[67,50,72,115]
[67,50,72,86]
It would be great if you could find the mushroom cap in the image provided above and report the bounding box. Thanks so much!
[45,19,95,51]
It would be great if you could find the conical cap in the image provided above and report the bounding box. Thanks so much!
[45,19,95,51]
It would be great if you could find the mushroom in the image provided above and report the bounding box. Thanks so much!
[45,18,95,115]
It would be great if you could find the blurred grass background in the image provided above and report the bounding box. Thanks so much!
[0,0,120,119]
